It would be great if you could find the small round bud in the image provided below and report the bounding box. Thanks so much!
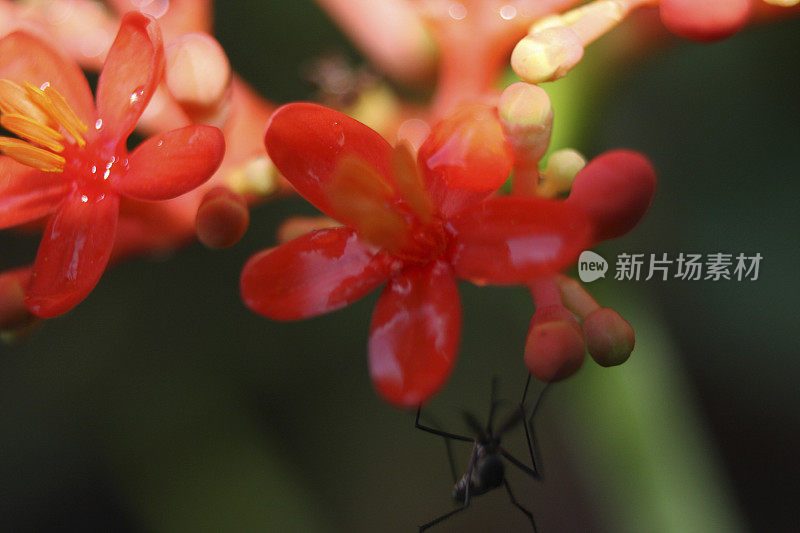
[511,26,584,84]
[196,187,250,249]
[524,305,586,382]
[582,307,635,367]
[543,148,586,193]
[226,156,280,197]
[0,269,32,331]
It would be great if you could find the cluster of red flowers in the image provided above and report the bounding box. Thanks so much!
[0,0,796,407]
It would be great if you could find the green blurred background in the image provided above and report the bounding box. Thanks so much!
[1,2,799,531]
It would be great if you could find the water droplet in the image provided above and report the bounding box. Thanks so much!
[91,165,97,174]
[448,2,467,20]
[157,140,164,147]
[103,169,111,180]
[80,195,88,203]
[500,5,517,20]
[130,87,145,106]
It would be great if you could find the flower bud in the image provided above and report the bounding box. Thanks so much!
[566,149,656,242]
[543,148,586,193]
[499,82,553,164]
[196,187,250,249]
[0,268,32,331]
[582,307,635,367]
[659,0,751,42]
[511,26,583,84]
[524,305,586,382]
[165,33,232,125]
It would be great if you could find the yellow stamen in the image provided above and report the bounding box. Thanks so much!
[24,82,87,147]
[1,114,65,153]
[0,80,51,125]
[0,137,65,172]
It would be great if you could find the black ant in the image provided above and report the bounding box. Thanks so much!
[415,376,550,532]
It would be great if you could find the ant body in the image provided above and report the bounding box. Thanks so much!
[415,376,549,532]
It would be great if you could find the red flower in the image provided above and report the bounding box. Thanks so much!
[0,12,225,318]
[241,102,592,407]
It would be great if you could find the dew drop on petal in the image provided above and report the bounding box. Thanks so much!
[130,87,145,107]
[95,119,103,130]
[448,2,466,20]
[80,195,88,203]
[500,5,517,20]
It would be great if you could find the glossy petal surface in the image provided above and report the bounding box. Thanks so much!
[0,31,95,127]
[0,157,69,228]
[26,191,119,318]
[368,261,461,408]
[241,227,396,321]
[448,196,591,284]
[115,125,224,201]
[418,104,513,216]
[264,103,396,219]
[96,12,164,142]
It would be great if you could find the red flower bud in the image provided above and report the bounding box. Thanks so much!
[582,307,635,367]
[196,187,250,249]
[524,305,585,382]
[566,149,656,243]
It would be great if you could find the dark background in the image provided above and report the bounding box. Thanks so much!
[1,2,798,531]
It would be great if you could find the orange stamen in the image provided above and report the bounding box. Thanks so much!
[0,137,65,172]
[24,83,87,147]
[1,114,65,153]
[0,80,51,125]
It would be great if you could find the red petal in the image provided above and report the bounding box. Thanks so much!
[0,31,95,127]
[241,227,396,320]
[0,157,69,228]
[448,196,592,284]
[368,261,461,408]
[417,104,513,216]
[566,150,656,243]
[26,191,119,318]
[114,125,224,200]
[659,0,751,42]
[96,12,164,143]
[264,103,396,219]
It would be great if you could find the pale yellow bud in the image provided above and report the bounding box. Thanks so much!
[543,148,586,192]
[165,33,232,120]
[498,82,553,163]
[511,26,584,84]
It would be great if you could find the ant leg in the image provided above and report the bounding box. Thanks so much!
[419,451,476,532]
[415,406,470,483]
[419,501,470,532]
[519,376,551,479]
[415,406,473,443]
[499,446,540,480]
[504,479,538,533]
